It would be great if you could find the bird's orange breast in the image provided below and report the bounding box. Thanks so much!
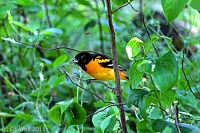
[84,59,128,80]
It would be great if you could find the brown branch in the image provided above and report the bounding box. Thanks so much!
[182,50,200,99]
[172,102,181,133]
[105,0,128,132]
[58,67,114,104]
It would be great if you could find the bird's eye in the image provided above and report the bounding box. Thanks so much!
[81,55,85,59]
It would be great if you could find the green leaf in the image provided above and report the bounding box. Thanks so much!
[162,127,172,133]
[15,111,33,121]
[20,5,42,12]
[100,115,115,132]
[112,0,128,6]
[57,99,74,114]
[146,89,176,108]
[149,107,163,119]
[65,110,74,128]
[0,4,14,19]
[49,98,85,127]
[179,123,200,133]
[153,119,200,133]
[76,0,92,6]
[92,110,107,131]
[126,37,144,60]
[16,0,35,6]
[105,116,118,133]
[137,120,153,133]
[160,89,176,108]
[129,60,144,89]
[28,21,41,32]
[126,89,149,107]
[40,28,63,35]
[48,105,64,126]
[12,21,30,31]
[84,19,96,31]
[53,54,68,68]
[0,112,16,117]
[161,0,189,23]
[92,107,118,132]
[151,36,172,46]
[151,51,178,92]
[70,102,87,125]
[138,95,148,120]
[190,0,200,10]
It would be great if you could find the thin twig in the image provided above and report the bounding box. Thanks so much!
[44,0,52,27]
[94,0,105,53]
[70,73,114,90]
[190,77,200,94]
[87,103,126,117]
[150,104,169,117]
[12,40,80,52]
[58,67,114,104]
[112,1,132,13]
[86,79,114,90]
[182,50,200,99]
[172,102,181,133]
[129,3,159,58]
[105,0,128,132]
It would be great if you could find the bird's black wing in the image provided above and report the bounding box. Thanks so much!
[92,53,127,71]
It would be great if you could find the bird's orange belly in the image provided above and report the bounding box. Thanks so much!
[84,60,127,80]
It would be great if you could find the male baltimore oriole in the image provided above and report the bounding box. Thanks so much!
[70,51,129,80]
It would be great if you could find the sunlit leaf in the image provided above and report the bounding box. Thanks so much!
[12,21,30,31]
[126,37,144,60]
[40,28,63,35]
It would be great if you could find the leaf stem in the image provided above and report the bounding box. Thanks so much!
[150,75,165,118]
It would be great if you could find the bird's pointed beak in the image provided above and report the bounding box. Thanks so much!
[70,59,78,65]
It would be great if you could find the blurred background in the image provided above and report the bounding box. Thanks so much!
[0,0,200,132]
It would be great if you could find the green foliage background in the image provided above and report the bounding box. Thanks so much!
[0,0,200,132]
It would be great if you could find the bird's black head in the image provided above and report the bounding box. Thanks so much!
[71,51,93,70]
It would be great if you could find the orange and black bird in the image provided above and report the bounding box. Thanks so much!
[71,51,129,80]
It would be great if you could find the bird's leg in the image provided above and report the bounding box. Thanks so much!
[112,87,116,94]
[86,78,97,85]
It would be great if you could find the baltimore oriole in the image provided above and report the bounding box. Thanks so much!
[70,51,129,80]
